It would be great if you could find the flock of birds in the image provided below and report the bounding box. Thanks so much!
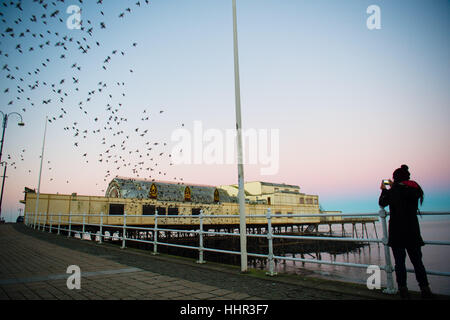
[0,0,187,195]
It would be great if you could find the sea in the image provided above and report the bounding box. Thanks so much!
[264,216,450,296]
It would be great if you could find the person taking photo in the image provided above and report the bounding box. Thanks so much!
[379,164,433,299]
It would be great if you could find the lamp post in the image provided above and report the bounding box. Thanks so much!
[0,111,25,220]
[34,116,48,228]
[0,161,6,221]
[0,112,25,164]
[232,0,248,273]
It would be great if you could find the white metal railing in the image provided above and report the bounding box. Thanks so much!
[24,208,450,294]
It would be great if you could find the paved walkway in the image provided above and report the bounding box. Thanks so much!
[1,224,260,300]
[0,224,443,302]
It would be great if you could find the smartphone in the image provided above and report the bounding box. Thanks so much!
[382,179,390,185]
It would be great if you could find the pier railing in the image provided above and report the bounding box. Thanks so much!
[25,209,450,295]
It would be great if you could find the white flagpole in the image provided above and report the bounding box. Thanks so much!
[34,116,48,228]
[232,0,248,273]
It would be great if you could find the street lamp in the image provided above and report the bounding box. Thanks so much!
[0,111,25,164]
[231,0,248,273]
[0,161,7,222]
[0,111,25,220]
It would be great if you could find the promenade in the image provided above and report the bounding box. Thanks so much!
[0,223,444,303]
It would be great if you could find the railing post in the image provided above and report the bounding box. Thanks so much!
[122,212,127,249]
[99,212,103,244]
[82,212,86,239]
[68,211,72,238]
[197,210,206,264]
[49,213,52,233]
[379,207,396,294]
[57,213,61,235]
[33,210,37,229]
[38,212,41,231]
[266,208,277,276]
[152,210,158,255]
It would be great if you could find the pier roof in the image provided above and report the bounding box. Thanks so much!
[105,177,237,203]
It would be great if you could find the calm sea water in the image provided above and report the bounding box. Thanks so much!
[265,217,450,296]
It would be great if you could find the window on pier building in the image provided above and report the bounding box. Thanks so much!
[156,207,166,215]
[143,205,156,215]
[192,208,202,215]
[109,204,124,215]
[299,197,305,204]
[168,207,179,215]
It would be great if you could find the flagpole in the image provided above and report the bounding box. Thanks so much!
[232,0,248,273]
[34,116,47,228]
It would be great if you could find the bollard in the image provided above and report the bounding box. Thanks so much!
[197,210,206,264]
[266,208,277,276]
[379,207,396,294]
[122,212,127,249]
[152,210,158,255]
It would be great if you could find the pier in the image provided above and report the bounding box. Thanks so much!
[25,209,378,267]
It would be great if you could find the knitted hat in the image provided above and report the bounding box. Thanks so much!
[393,164,410,182]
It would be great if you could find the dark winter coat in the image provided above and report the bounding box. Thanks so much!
[379,181,425,247]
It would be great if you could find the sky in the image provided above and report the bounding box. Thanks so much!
[0,0,449,221]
